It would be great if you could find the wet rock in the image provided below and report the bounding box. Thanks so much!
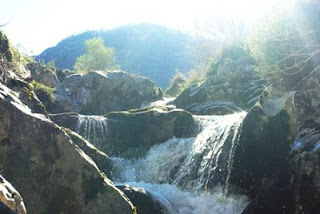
[230,104,292,197]
[117,185,167,214]
[50,106,197,158]
[235,68,320,213]
[48,112,80,129]
[106,107,196,157]
[241,119,320,214]
[0,175,26,214]
[53,70,162,114]
[0,82,134,214]
[290,121,320,213]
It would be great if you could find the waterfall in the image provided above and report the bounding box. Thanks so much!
[112,112,248,214]
[75,115,108,144]
[173,112,246,191]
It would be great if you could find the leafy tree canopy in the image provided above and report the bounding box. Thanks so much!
[74,37,119,73]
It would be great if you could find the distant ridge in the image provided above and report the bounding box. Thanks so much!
[36,23,195,88]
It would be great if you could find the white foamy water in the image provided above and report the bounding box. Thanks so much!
[112,137,194,183]
[174,112,246,190]
[118,181,248,214]
[76,115,108,143]
[112,112,248,214]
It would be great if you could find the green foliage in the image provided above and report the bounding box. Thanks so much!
[31,80,55,103]
[165,71,188,96]
[0,31,23,77]
[39,59,46,66]
[21,54,35,65]
[246,1,320,81]
[47,59,56,68]
[0,31,14,62]
[188,69,206,84]
[206,43,248,77]
[23,88,33,101]
[74,37,119,73]
[39,59,55,68]
[245,16,291,77]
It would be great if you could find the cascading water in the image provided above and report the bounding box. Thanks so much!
[174,112,246,192]
[111,111,248,214]
[76,115,108,144]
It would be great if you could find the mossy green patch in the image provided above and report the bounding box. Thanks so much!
[31,80,56,107]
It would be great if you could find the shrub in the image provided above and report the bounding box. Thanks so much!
[165,71,188,96]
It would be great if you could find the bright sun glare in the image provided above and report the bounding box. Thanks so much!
[196,0,296,20]
[0,0,298,54]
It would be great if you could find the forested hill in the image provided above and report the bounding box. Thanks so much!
[36,23,195,88]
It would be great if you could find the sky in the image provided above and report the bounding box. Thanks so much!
[0,0,294,55]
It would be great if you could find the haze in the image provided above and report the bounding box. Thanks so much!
[0,0,292,54]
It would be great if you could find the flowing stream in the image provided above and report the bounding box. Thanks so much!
[73,109,248,213]
[110,112,248,214]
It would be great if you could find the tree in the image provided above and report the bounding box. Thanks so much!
[245,0,320,90]
[74,37,119,73]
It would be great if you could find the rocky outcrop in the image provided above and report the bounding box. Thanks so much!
[117,185,167,214]
[65,130,115,179]
[6,78,47,115]
[26,63,60,88]
[50,106,197,158]
[290,121,320,213]
[53,70,162,114]
[175,56,266,115]
[0,31,14,62]
[230,104,292,197]
[0,82,134,214]
[229,104,294,214]
[0,32,30,85]
[0,175,26,214]
[232,68,320,213]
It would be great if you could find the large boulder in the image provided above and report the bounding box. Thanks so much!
[53,70,162,114]
[50,106,197,158]
[26,62,60,88]
[0,82,134,214]
[230,104,292,197]
[0,175,26,214]
[117,185,167,214]
[229,104,294,214]
[175,55,266,115]
[232,68,320,213]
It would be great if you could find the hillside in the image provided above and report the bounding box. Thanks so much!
[36,24,195,88]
